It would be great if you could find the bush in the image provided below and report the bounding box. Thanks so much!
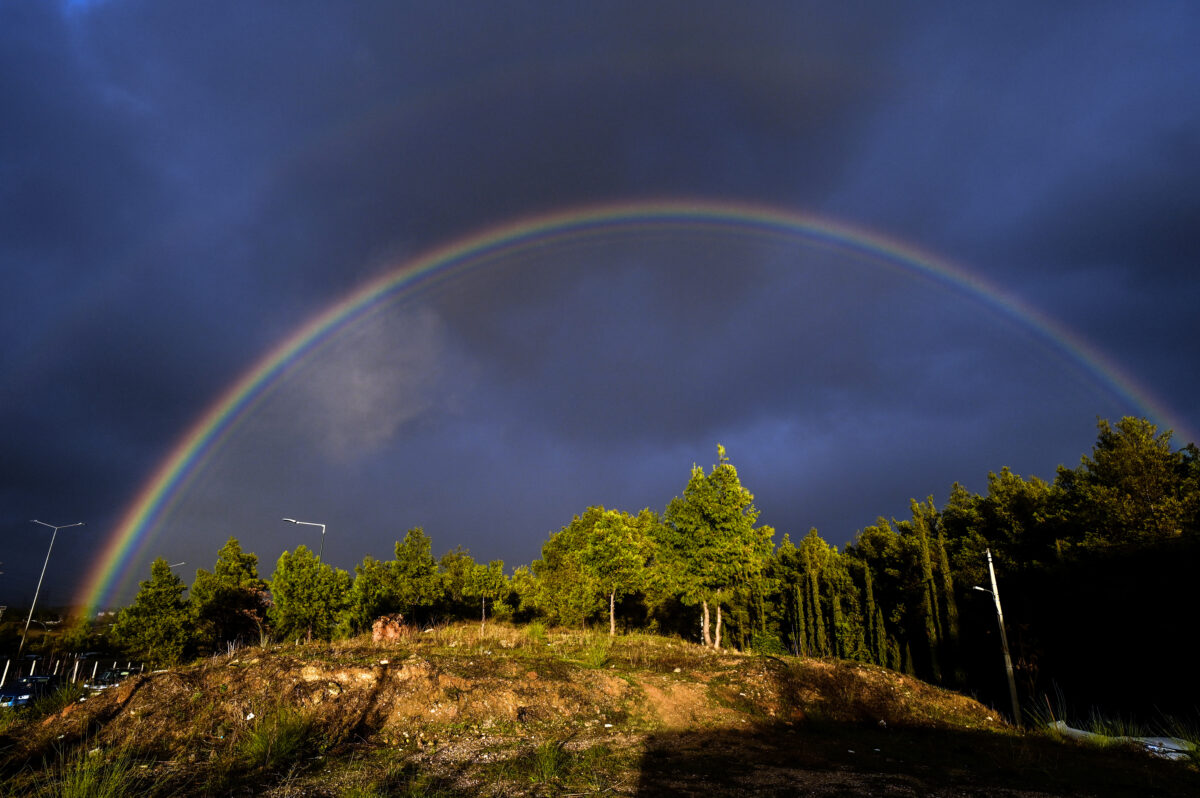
[750,631,786,656]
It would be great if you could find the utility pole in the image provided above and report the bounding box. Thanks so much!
[974,549,1021,728]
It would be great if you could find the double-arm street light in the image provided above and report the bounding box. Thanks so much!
[283,518,326,562]
[19,520,84,656]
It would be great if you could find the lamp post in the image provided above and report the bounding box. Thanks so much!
[973,548,1021,728]
[20,520,83,657]
[283,518,326,562]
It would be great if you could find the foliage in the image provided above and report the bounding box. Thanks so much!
[110,557,194,666]
[463,559,509,625]
[190,537,270,652]
[268,545,351,642]
[392,527,442,616]
[660,445,775,647]
[1057,416,1197,549]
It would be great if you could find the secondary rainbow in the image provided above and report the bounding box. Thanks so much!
[74,198,1190,613]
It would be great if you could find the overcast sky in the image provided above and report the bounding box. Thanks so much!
[4,1,1198,609]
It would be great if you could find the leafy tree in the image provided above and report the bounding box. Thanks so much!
[527,508,606,626]
[393,527,441,619]
[269,545,350,642]
[575,508,657,635]
[111,558,194,666]
[661,445,773,648]
[1057,417,1195,549]
[438,546,478,619]
[344,555,398,633]
[464,559,509,627]
[59,615,95,653]
[190,537,269,651]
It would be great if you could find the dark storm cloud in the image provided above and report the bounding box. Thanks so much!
[2,1,1197,607]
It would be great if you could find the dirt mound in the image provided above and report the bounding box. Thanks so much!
[20,629,1000,762]
[19,627,1174,797]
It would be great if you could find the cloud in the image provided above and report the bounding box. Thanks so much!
[267,307,464,462]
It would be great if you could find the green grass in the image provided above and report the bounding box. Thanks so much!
[495,737,625,794]
[34,745,148,798]
[341,759,463,798]
[236,706,317,771]
[31,684,87,718]
[1029,687,1200,762]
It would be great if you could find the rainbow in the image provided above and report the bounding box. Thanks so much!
[74,198,1191,613]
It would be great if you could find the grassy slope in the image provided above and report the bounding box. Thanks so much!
[1,622,1197,797]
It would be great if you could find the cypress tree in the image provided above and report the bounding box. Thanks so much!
[808,566,827,656]
[828,570,845,658]
[793,583,808,656]
[862,563,881,665]
[912,499,943,681]
[935,530,961,681]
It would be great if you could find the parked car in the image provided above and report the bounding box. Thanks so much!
[0,674,63,708]
[84,669,134,692]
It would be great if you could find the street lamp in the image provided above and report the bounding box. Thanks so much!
[974,548,1021,728]
[20,520,84,657]
[283,518,326,562]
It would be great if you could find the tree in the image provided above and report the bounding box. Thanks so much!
[464,559,509,628]
[111,558,194,666]
[576,508,657,635]
[1057,417,1194,549]
[438,546,478,619]
[392,527,442,619]
[661,445,774,648]
[269,545,350,642]
[527,508,605,626]
[345,555,398,634]
[190,537,269,651]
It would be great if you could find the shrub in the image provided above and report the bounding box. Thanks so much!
[750,631,787,656]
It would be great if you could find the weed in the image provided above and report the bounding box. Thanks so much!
[499,737,624,793]
[528,739,572,784]
[525,621,547,645]
[1030,687,1200,762]
[236,706,316,771]
[36,744,147,798]
[572,632,611,669]
[30,683,87,718]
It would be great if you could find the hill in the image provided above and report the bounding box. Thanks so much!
[2,623,1197,796]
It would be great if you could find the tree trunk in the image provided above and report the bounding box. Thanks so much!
[714,604,723,650]
[481,596,487,632]
[701,600,712,647]
[609,591,616,636]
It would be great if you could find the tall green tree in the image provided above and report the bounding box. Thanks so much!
[269,545,350,642]
[111,558,194,666]
[464,559,509,627]
[578,508,657,635]
[1057,417,1195,549]
[345,554,398,633]
[190,537,269,651]
[661,445,773,648]
[527,507,606,626]
[392,527,442,619]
